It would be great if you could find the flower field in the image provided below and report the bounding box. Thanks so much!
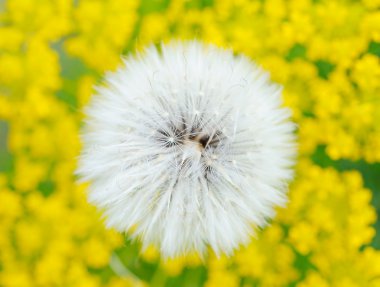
[0,0,380,286]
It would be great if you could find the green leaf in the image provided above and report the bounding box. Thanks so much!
[0,120,13,173]
[315,60,335,79]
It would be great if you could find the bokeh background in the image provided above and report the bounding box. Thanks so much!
[1,0,380,286]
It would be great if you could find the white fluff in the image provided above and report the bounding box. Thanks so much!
[77,41,296,258]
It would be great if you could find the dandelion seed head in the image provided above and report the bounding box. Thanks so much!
[77,41,296,258]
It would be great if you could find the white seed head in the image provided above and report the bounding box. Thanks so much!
[77,41,296,258]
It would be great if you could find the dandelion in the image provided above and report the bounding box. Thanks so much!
[77,41,296,258]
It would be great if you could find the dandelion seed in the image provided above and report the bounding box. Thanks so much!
[77,41,296,258]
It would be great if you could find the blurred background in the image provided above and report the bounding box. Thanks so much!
[0,0,380,286]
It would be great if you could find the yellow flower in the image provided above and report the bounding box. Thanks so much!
[82,238,111,268]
